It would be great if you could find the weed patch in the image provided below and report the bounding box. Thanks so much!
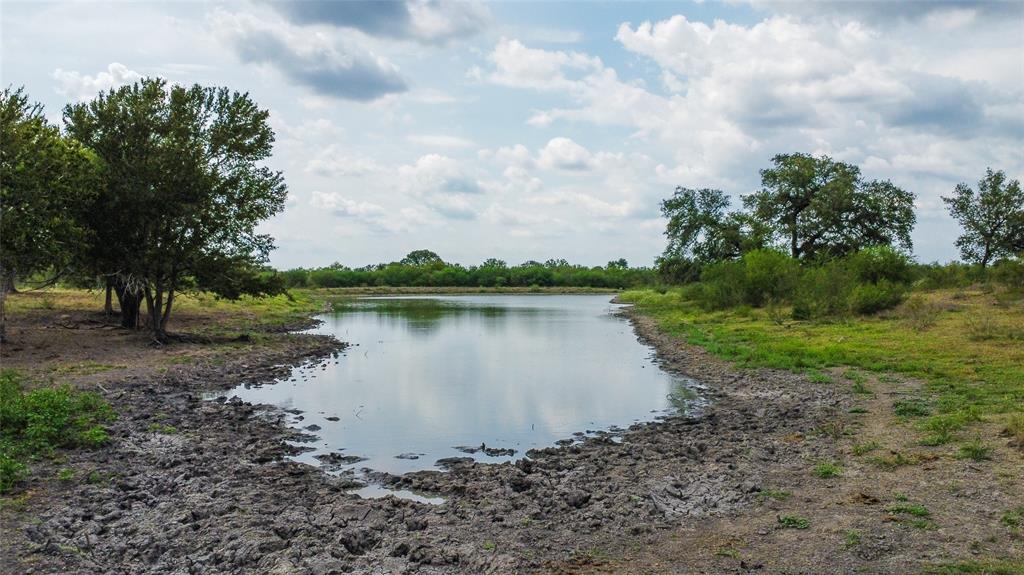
[813,461,842,478]
[777,515,810,529]
[0,370,115,493]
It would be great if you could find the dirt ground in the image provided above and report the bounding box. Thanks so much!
[1,292,1021,574]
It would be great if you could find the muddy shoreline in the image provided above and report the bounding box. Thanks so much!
[2,303,909,574]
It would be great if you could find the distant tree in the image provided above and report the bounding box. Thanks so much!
[607,258,628,269]
[942,168,1024,268]
[64,78,287,341]
[0,87,100,341]
[544,258,569,268]
[744,153,915,260]
[481,258,507,269]
[661,187,769,263]
[400,249,443,266]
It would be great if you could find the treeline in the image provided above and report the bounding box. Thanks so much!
[1,81,287,341]
[654,154,1023,319]
[280,251,656,289]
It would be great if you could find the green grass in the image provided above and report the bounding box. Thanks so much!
[757,489,792,501]
[887,503,931,517]
[843,529,861,548]
[956,439,993,461]
[619,288,1024,444]
[147,423,178,435]
[868,452,917,470]
[777,515,810,529]
[813,461,842,478]
[0,370,115,493]
[852,440,881,455]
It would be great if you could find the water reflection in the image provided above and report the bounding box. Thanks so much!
[226,295,700,486]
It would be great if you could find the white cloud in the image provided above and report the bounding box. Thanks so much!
[537,137,594,171]
[407,134,476,149]
[52,62,143,101]
[211,10,406,101]
[399,153,482,195]
[305,145,381,177]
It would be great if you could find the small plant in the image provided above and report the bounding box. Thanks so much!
[848,407,868,414]
[147,423,179,435]
[852,441,880,456]
[893,399,931,418]
[1001,507,1024,528]
[757,489,792,501]
[817,421,845,440]
[910,519,937,530]
[869,452,917,470]
[1002,413,1024,447]
[0,370,115,493]
[777,515,810,529]
[843,529,861,548]
[851,380,872,395]
[887,503,930,517]
[898,295,941,330]
[813,461,842,478]
[482,540,496,552]
[894,493,909,502]
[807,370,833,384]
[956,440,992,461]
[57,468,74,481]
[715,546,740,558]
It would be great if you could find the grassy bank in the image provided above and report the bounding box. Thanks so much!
[620,287,1024,446]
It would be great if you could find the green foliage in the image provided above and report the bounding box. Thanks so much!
[744,153,916,260]
[63,78,287,339]
[0,370,114,493]
[777,515,810,529]
[848,280,907,314]
[659,187,769,264]
[813,461,842,478]
[955,440,992,461]
[0,87,101,340]
[285,257,657,290]
[893,399,931,418]
[843,530,861,548]
[942,168,1024,268]
[851,441,880,455]
[757,489,792,501]
[887,503,930,517]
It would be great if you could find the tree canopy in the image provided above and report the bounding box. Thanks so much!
[744,153,915,260]
[63,78,287,340]
[0,87,100,340]
[942,168,1024,268]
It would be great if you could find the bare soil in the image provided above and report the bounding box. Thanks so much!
[1,295,1021,574]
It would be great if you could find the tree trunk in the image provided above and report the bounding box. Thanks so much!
[145,285,169,343]
[104,277,115,316]
[116,279,143,329]
[2,269,16,294]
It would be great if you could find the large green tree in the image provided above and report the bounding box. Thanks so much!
[744,153,916,261]
[660,187,769,263]
[0,87,99,341]
[64,78,287,341]
[942,168,1024,268]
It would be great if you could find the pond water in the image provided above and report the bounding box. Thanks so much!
[224,295,699,494]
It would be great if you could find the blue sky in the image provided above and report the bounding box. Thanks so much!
[2,1,1022,268]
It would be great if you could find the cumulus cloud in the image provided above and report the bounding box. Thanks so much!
[399,153,482,195]
[407,134,476,149]
[52,62,143,101]
[212,10,406,101]
[265,0,489,45]
[310,191,428,233]
[305,145,381,177]
[537,137,594,171]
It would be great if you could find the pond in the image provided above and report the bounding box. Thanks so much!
[224,295,700,497]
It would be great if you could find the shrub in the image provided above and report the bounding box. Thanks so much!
[847,246,914,285]
[849,280,906,314]
[740,249,800,307]
[990,258,1024,291]
[0,370,115,493]
[792,262,853,319]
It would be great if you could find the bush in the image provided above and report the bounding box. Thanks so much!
[0,370,115,493]
[913,261,979,290]
[849,280,906,314]
[990,258,1024,291]
[792,262,854,320]
[698,249,799,309]
[847,246,913,285]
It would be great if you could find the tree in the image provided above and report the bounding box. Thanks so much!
[660,187,769,263]
[400,249,443,266]
[0,87,100,341]
[607,258,628,269]
[744,153,915,260]
[64,78,287,341]
[942,168,1024,268]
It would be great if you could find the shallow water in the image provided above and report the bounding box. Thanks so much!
[225,295,698,484]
